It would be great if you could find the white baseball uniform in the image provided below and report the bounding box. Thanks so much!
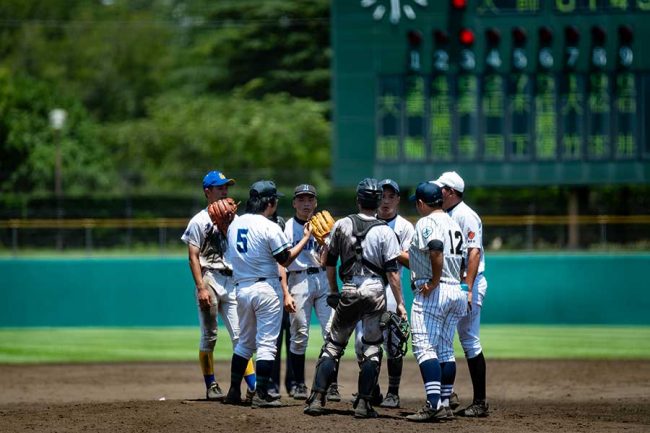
[354,214,414,358]
[181,210,239,352]
[226,213,291,361]
[284,217,333,355]
[409,211,467,365]
[448,200,488,358]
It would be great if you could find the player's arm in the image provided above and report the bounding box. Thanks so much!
[274,223,313,268]
[464,247,480,305]
[396,250,409,268]
[188,244,210,309]
[421,240,443,296]
[385,262,407,320]
[278,265,296,313]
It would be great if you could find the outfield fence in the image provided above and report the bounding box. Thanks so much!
[1,215,649,254]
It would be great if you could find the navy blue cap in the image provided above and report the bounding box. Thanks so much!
[202,170,235,189]
[250,180,284,198]
[379,179,400,195]
[409,181,443,205]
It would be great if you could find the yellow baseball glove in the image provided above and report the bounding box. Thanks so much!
[309,210,335,246]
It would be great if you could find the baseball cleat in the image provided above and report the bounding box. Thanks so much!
[251,391,283,409]
[379,392,400,408]
[353,398,378,419]
[456,400,489,417]
[444,406,455,420]
[244,388,255,405]
[304,392,326,416]
[326,383,341,402]
[267,386,281,400]
[222,387,241,405]
[206,382,224,401]
[293,383,309,400]
[449,392,460,410]
[406,402,448,422]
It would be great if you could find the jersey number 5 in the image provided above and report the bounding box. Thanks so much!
[237,229,249,253]
[447,230,462,255]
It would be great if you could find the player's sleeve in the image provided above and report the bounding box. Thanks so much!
[181,217,204,248]
[382,226,402,263]
[400,221,415,251]
[268,221,291,255]
[464,214,483,250]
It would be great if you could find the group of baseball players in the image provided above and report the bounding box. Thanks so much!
[181,168,489,421]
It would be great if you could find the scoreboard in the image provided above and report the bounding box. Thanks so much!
[331,0,650,186]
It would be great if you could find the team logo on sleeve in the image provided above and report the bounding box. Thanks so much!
[468,231,475,240]
[423,227,432,239]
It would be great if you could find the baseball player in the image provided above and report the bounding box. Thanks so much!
[223,180,312,408]
[435,171,489,417]
[405,181,468,422]
[180,170,256,401]
[304,178,407,419]
[353,179,414,408]
[284,184,336,400]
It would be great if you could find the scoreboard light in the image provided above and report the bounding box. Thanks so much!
[433,29,450,72]
[512,27,528,70]
[459,28,475,46]
[538,26,554,69]
[451,0,467,10]
[590,26,607,68]
[564,26,580,69]
[434,29,450,45]
[485,28,502,69]
[408,30,423,47]
[618,25,634,68]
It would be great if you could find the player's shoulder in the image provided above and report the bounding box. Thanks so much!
[395,214,415,231]
[187,208,210,226]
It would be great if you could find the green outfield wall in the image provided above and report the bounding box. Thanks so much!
[0,254,648,327]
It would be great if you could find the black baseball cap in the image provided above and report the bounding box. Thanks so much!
[250,180,284,198]
[379,179,400,195]
[294,184,317,197]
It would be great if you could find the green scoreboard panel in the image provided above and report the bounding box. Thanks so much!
[331,0,650,186]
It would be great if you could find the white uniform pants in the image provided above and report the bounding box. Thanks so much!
[457,274,488,358]
[288,270,333,355]
[234,279,283,361]
[198,270,239,352]
[411,282,467,364]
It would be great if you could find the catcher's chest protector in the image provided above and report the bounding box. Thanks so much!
[338,215,386,281]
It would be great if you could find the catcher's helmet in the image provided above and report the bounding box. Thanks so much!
[356,177,382,209]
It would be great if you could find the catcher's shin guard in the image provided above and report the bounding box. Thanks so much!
[311,356,337,393]
[357,358,381,400]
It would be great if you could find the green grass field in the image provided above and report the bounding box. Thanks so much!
[1,325,649,364]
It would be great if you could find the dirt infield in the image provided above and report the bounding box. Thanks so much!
[1,359,649,433]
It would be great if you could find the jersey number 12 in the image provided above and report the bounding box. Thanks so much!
[448,230,462,255]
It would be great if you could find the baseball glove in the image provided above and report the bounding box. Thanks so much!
[309,210,335,246]
[379,311,411,359]
[207,198,238,234]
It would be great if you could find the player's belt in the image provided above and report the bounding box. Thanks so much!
[289,267,325,275]
[256,277,282,282]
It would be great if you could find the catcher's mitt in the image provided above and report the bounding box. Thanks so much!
[379,311,410,358]
[309,210,335,246]
[207,198,238,234]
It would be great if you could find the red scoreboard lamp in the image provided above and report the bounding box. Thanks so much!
[485,28,502,69]
[459,28,476,71]
[564,25,580,69]
[591,25,607,68]
[512,27,528,70]
[618,25,634,68]
[408,29,423,47]
[433,30,450,72]
[451,0,467,10]
[538,26,554,69]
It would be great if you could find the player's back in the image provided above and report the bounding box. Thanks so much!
[227,213,290,283]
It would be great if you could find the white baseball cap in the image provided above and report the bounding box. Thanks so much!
[435,171,465,193]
